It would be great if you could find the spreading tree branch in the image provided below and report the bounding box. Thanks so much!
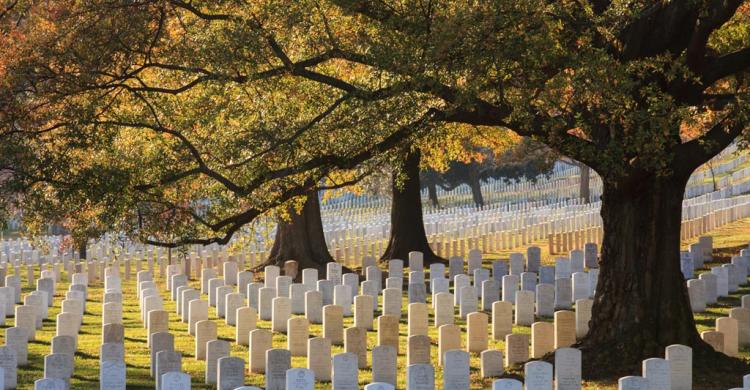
[675,116,747,175]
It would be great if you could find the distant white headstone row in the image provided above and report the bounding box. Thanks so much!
[123,246,599,389]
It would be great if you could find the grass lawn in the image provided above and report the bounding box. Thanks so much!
[4,218,750,389]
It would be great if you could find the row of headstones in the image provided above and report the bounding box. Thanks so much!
[167,249,599,363]
[154,250,603,388]
[21,252,243,290]
[136,271,190,389]
[233,254,597,330]
[329,181,736,263]
[0,256,127,286]
[496,344,694,390]
[72,237,586,291]
[613,345,693,390]
[698,244,750,361]
[0,271,55,389]
[147,261,599,390]
[137,270,250,390]
[180,289,593,374]
[186,246,601,318]
[683,243,750,360]
[688,243,750,390]
[137,239,724,388]
[138,269,398,390]
[36,241,724,386]
[333,150,736,218]
[229,248,592,331]
[96,266,128,390]
[26,265,136,389]
[328,180,750,264]
[152,275,700,390]
[686,246,750,313]
[19,271,90,389]
[698,296,750,358]
[4,262,700,388]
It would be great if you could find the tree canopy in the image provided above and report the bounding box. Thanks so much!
[7,1,749,245]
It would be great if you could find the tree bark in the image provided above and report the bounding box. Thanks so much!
[468,164,485,209]
[421,170,442,209]
[579,163,591,203]
[78,242,86,260]
[577,172,745,379]
[381,150,445,265]
[708,161,718,191]
[264,190,335,276]
[426,179,440,209]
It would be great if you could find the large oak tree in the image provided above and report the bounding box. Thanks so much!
[266,190,335,272]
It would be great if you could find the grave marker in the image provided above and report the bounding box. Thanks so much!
[531,322,554,358]
[286,367,315,390]
[271,296,292,332]
[492,301,513,340]
[407,335,431,365]
[443,350,470,390]
[323,305,344,345]
[160,372,190,390]
[467,312,489,353]
[205,339,230,385]
[504,334,529,366]
[717,317,739,356]
[195,320,217,360]
[288,317,309,357]
[554,311,576,349]
[554,348,581,390]
[354,295,375,330]
[372,345,397,385]
[408,303,429,337]
[248,329,272,373]
[99,360,126,390]
[701,330,724,352]
[307,337,332,382]
[103,323,125,344]
[407,363,435,390]
[332,352,359,389]
[0,346,15,389]
[642,358,670,390]
[217,356,245,390]
[44,353,74,388]
[665,344,691,390]
[524,360,553,390]
[438,324,461,366]
[618,376,647,390]
[481,350,503,378]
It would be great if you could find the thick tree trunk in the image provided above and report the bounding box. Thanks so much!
[468,165,484,209]
[78,242,87,260]
[381,150,445,265]
[427,180,440,209]
[184,251,191,279]
[577,172,746,379]
[264,191,335,276]
[421,171,442,209]
[579,163,591,203]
